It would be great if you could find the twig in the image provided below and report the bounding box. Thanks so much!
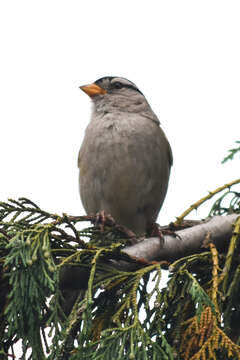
[175,179,240,225]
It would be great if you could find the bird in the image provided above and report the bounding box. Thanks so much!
[78,76,173,238]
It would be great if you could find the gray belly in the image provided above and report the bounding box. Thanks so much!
[78,117,171,236]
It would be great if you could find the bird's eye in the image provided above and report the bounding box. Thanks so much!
[112,82,123,90]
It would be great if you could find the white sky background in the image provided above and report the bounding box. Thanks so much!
[0,1,239,358]
[0,0,239,227]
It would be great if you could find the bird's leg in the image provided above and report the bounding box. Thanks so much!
[148,223,165,245]
[148,222,181,244]
[95,210,115,231]
[114,224,137,244]
[94,211,137,243]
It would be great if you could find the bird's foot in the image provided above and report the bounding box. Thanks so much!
[94,210,115,231]
[114,224,137,244]
[148,222,181,244]
[94,211,137,244]
[148,223,165,245]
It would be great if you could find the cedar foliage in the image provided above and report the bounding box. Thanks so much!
[0,143,240,360]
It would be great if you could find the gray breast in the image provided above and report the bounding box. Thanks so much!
[78,111,172,236]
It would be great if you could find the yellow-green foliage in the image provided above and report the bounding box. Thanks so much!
[0,188,239,359]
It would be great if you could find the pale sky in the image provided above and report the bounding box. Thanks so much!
[0,0,239,226]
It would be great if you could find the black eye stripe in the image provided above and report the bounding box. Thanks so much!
[111,81,143,95]
[112,81,123,89]
[94,77,143,95]
[118,83,143,95]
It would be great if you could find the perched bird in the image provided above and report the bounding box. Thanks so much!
[78,76,173,237]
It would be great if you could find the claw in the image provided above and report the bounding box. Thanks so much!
[93,211,137,243]
[148,223,164,245]
[114,224,137,244]
[94,210,115,231]
[148,222,181,244]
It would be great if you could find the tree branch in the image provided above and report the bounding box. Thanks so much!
[59,214,239,296]
[123,214,239,262]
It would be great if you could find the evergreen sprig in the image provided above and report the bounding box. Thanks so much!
[0,197,240,359]
[222,141,240,164]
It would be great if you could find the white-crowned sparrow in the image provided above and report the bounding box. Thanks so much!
[78,76,173,237]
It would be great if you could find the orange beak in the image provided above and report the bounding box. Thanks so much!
[79,83,107,97]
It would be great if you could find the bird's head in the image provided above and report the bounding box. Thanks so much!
[79,76,152,114]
